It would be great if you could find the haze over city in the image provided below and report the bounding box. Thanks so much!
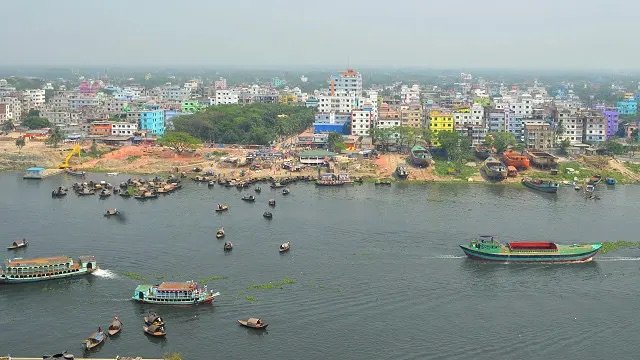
[2,0,639,70]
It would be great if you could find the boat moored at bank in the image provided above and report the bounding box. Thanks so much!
[410,145,432,167]
[0,255,97,283]
[460,236,602,263]
[132,281,220,305]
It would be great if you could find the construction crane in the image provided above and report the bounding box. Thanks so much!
[58,144,82,169]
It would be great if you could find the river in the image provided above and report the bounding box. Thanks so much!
[1,173,639,359]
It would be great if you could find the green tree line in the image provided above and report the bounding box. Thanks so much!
[173,104,315,145]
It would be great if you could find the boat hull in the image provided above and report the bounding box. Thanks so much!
[0,268,95,284]
[459,245,600,263]
[133,296,214,305]
[480,166,506,180]
[522,181,558,193]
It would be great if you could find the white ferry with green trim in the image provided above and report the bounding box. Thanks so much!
[132,281,219,305]
[0,255,97,283]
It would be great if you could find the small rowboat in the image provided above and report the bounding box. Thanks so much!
[144,312,165,326]
[263,211,273,219]
[143,324,166,337]
[83,327,106,350]
[224,242,233,251]
[43,351,75,359]
[108,316,122,336]
[268,199,276,207]
[238,318,268,329]
[241,195,256,202]
[279,242,290,253]
[282,188,290,195]
[254,187,261,193]
[7,239,28,250]
[216,227,225,239]
[208,181,215,188]
[104,208,119,217]
[215,204,229,212]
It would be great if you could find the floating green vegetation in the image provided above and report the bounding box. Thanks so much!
[164,352,183,360]
[245,295,257,302]
[248,277,296,290]
[600,241,640,254]
[199,275,227,284]
[122,271,146,281]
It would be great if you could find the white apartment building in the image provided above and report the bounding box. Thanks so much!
[401,84,420,104]
[214,90,239,105]
[582,111,606,143]
[111,122,139,136]
[160,85,191,101]
[68,96,99,110]
[453,108,472,126]
[557,108,583,144]
[23,89,45,108]
[184,80,199,93]
[317,94,354,113]
[509,94,534,117]
[0,97,21,120]
[330,69,362,96]
[471,103,484,125]
[351,109,372,136]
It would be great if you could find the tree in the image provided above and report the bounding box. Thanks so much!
[327,132,346,153]
[558,138,571,155]
[22,116,51,130]
[485,132,516,153]
[437,131,470,162]
[2,121,14,133]
[15,137,25,152]
[420,128,433,146]
[604,140,626,155]
[158,131,202,153]
[45,127,64,148]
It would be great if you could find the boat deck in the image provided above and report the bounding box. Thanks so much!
[7,256,72,267]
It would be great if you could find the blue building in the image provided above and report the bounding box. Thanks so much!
[617,100,637,116]
[313,112,351,135]
[139,105,166,136]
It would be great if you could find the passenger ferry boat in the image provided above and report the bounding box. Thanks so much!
[0,256,97,283]
[132,281,220,305]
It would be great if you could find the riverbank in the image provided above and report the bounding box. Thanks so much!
[2,134,640,184]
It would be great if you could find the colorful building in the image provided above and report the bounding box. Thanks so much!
[601,107,619,138]
[181,100,202,113]
[89,122,113,136]
[428,110,453,146]
[278,93,298,104]
[126,105,165,136]
[617,100,637,116]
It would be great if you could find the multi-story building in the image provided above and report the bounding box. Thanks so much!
[272,78,286,88]
[40,109,80,125]
[312,112,351,135]
[22,89,46,109]
[456,125,487,146]
[556,108,583,144]
[214,78,227,90]
[428,109,453,146]
[524,122,555,149]
[400,105,422,128]
[317,94,354,113]
[89,122,113,136]
[581,111,607,143]
[505,112,525,141]
[377,103,401,129]
[351,109,373,136]
[329,69,362,96]
[453,107,472,127]
[602,107,619,138]
[617,100,637,116]
[159,85,191,101]
[111,122,138,136]
[214,90,239,105]
[127,105,165,136]
[68,95,99,110]
[487,110,506,132]
[104,98,129,115]
[181,100,202,113]
[0,103,8,122]
[471,103,484,125]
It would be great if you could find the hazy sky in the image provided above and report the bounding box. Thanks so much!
[2,0,638,70]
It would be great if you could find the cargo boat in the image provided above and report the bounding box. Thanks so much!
[395,165,408,179]
[460,236,602,263]
[525,150,558,169]
[132,281,220,305]
[480,157,507,180]
[502,150,530,169]
[0,256,97,283]
[410,145,432,167]
[522,177,559,193]
[474,146,491,160]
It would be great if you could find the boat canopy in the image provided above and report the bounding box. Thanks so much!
[508,242,557,250]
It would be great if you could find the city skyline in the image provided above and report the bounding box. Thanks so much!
[2,0,639,70]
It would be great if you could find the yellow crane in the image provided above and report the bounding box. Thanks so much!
[58,144,82,169]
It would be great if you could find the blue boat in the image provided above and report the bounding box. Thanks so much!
[605,177,616,185]
[23,167,44,179]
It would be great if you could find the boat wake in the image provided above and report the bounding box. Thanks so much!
[597,257,640,262]
[431,255,466,259]
[92,269,118,279]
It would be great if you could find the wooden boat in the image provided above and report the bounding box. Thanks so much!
[104,208,119,216]
[410,145,432,167]
[605,177,616,185]
[374,179,392,186]
[587,175,602,185]
[268,199,276,207]
[208,181,215,188]
[480,157,507,181]
[144,312,165,326]
[263,211,273,219]
[282,188,290,195]
[460,235,603,263]
[395,166,408,180]
[241,195,256,202]
[522,177,559,193]
[279,242,290,253]
[51,187,68,198]
[99,189,111,198]
[65,168,85,177]
[270,182,285,189]
[83,327,106,351]
[42,351,75,359]
[501,150,530,169]
[215,204,229,212]
[216,227,225,239]
[7,239,28,250]
[238,318,268,330]
[77,188,95,196]
[254,187,262,193]
[143,324,166,337]
[107,316,122,336]
[224,241,233,251]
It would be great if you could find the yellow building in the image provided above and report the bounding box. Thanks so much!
[429,109,454,146]
[278,93,298,104]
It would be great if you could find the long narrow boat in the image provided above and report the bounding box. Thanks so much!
[480,157,507,181]
[522,177,559,193]
[108,316,123,336]
[460,236,602,263]
[587,175,602,185]
[83,327,106,351]
[0,256,97,283]
[132,281,220,305]
[7,239,28,250]
[410,145,432,167]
